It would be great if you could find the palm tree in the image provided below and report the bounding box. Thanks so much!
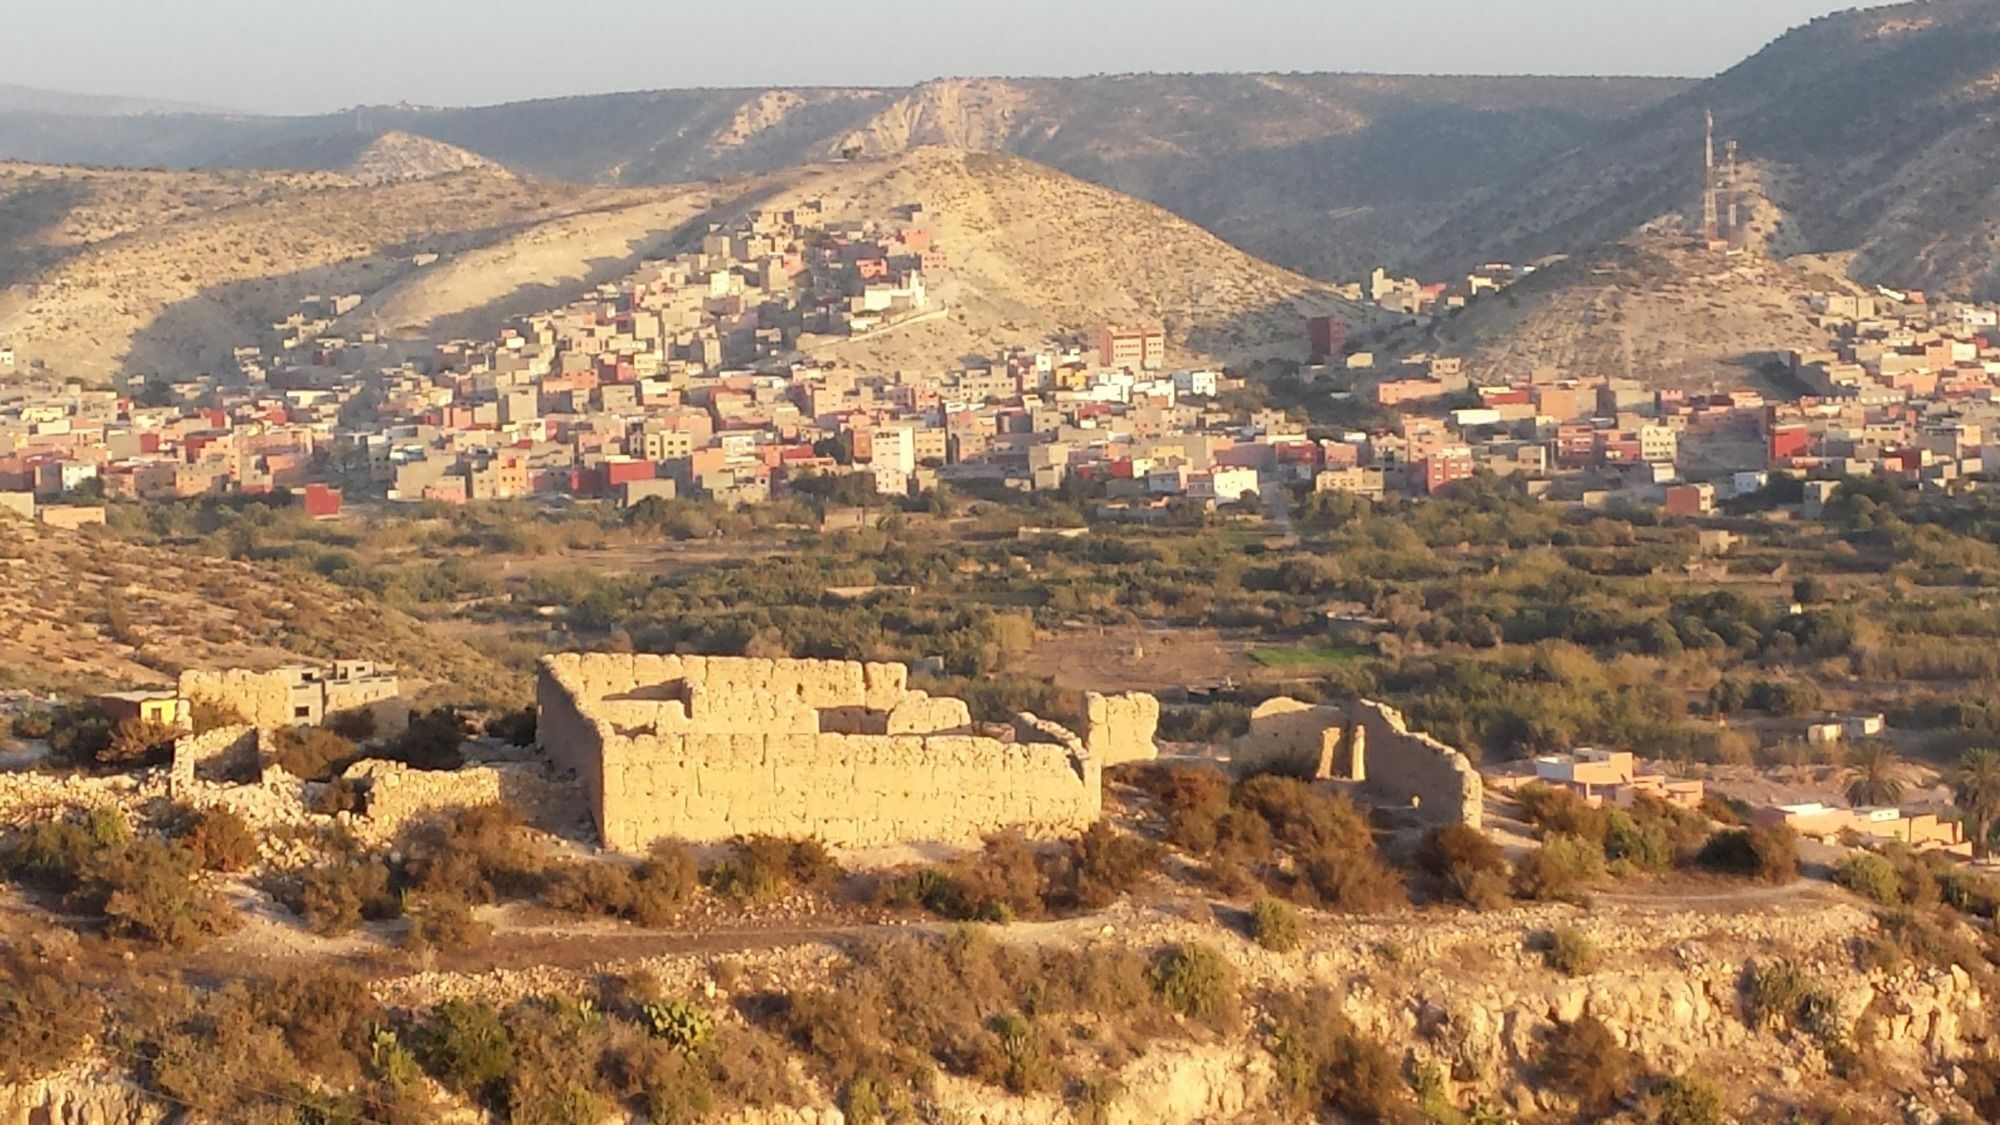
[1845,744,1906,809]
[1954,749,2000,859]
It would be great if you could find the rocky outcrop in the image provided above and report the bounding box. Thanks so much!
[0,1068,165,1125]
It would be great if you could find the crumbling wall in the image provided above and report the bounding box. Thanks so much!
[538,653,1101,852]
[594,729,1099,851]
[1231,698,1479,828]
[341,760,577,844]
[177,669,299,730]
[1236,698,1350,778]
[545,652,908,713]
[1349,700,1482,829]
[885,691,972,735]
[1082,691,1161,766]
[169,724,260,786]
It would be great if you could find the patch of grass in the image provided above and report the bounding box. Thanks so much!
[1250,643,1373,670]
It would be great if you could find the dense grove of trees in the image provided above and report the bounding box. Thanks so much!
[91,470,2000,769]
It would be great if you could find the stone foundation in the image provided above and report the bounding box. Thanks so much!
[538,653,1102,852]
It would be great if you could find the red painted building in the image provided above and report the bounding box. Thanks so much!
[300,483,343,519]
[1769,424,1811,461]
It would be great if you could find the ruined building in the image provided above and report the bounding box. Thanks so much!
[1233,698,1484,829]
[537,653,1120,852]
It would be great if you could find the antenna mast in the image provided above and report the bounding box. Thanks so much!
[1701,109,1719,244]
[1725,139,1741,247]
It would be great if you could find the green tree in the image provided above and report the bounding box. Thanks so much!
[1954,749,2000,859]
[1845,744,1906,809]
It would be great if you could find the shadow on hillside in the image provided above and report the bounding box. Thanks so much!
[1183,293,1357,366]
[118,178,811,379]
[0,176,91,288]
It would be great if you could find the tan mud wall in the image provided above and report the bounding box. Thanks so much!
[595,729,1099,851]
[1083,691,1161,766]
[539,653,1101,851]
[1237,698,1348,776]
[178,669,299,730]
[1234,698,1481,829]
[1349,700,1483,830]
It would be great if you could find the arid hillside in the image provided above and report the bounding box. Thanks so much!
[1420,0,2000,300]
[0,74,1688,280]
[0,517,520,703]
[1432,233,1863,390]
[0,162,720,380]
[722,148,1374,367]
[0,149,1367,380]
[218,129,502,184]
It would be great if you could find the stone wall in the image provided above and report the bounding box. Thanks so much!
[341,760,578,845]
[1348,700,1482,829]
[1083,691,1161,766]
[1233,697,1481,829]
[178,668,301,730]
[539,653,1102,852]
[168,724,260,787]
[1237,698,1351,778]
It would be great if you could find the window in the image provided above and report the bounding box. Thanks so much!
[294,705,312,719]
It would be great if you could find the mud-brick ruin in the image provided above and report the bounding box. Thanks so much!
[1234,697,1485,829]
[538,653,1117,852]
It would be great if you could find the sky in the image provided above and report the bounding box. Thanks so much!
[0,0,1892,116]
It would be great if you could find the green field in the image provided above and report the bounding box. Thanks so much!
[1249,643,1375,670]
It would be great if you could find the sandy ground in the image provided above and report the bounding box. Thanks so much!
[1017,625,1258,694]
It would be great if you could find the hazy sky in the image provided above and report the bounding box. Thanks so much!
[3,0,1889,116]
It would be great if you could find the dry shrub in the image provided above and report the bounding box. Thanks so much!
[99,717,180,769]
[1249,897,1304,952]
[415,999,514,1108]
[294,855,399,935]
[759,930,1170,1101]
[1514,783,1610,843]
[0,968,102,1082]
[1541,1015,1643,1117]
[405,893,491,953]
[1696,826,1798,883]
[1513,833,1607,903]
[1268,988,1414,1122]
[1045,821,1163,911]
[505,999,616,1125]
[1417,823,1509,908]
[880,832,1049,922]
[180,807,259,872]
[73,835,239,948]
[1148,943,1238,1030]
[269,725,361,782]
[402,803,549,904]
[1542,925,1601,976]
[704,836,842,904]
[247,970,381,1085]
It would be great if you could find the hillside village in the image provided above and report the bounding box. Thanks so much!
[6,216,2000,531]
